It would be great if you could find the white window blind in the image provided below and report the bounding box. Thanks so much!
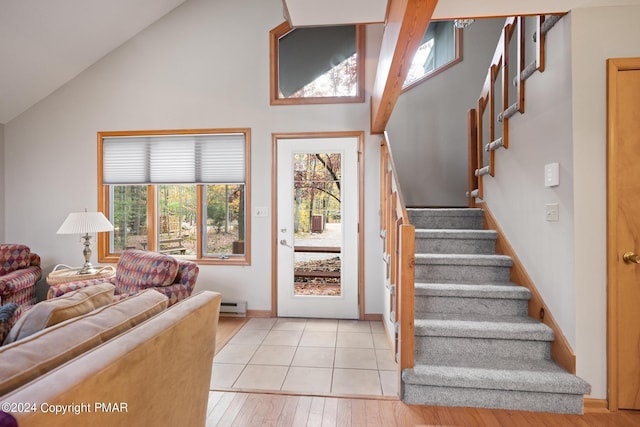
[103,133,246,184]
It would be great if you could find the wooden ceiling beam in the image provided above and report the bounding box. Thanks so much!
[370,0,438,134]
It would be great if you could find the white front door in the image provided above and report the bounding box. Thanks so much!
[276,137,359,318]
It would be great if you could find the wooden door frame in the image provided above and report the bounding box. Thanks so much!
[271,131,365,319]
[606,57,640,412]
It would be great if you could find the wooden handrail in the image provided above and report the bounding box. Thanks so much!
[468,14,564,200]
[380,132,415,372]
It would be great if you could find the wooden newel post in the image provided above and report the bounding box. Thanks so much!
[398,224,415,370]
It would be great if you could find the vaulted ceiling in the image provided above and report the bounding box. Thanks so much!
[0,0,187,124]
[283,0,633,26]
[0,0,633,124]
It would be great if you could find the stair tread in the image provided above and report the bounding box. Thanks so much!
[414,313,554,341]
[415,282,531,299]
[404,206,591,412]
[415,253,513,267]
[403,357,590,394]
[407,208,484,216]
[407,209,485,230]
[415,229,497,239]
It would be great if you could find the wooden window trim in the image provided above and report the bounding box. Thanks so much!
[97,128,251,266]
[269,22,365,105]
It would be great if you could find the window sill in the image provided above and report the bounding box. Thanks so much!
[99,254,250,267]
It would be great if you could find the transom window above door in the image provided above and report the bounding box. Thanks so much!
[97,128,251,265]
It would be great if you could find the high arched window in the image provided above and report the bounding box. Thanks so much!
[270,22,365,105]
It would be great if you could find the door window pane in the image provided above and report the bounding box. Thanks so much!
[292,153,342,296]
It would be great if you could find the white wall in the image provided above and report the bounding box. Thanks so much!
[482,5,640,400]
[433,0,640,19]
[386,18,504,207]
[4,0,385,315]
[0,123,4,241]
[483,16,575,344]
[570,4,640,401]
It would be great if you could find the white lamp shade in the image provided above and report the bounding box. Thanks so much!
[57,211,114,234]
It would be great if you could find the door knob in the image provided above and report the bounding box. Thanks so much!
[623,251,640,264]
[280,239,292,248]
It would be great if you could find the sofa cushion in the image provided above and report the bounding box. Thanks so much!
[0,291,219,427]
[3,283,115,344]
[0,289,168,396]
[116,250,179,293]
[0,245,31,276]
[0,303,19,343]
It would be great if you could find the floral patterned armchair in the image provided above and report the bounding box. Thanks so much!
[47,249,198,306]
[0,244,42,307]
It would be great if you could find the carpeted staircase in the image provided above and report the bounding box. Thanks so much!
[401,208,590,414]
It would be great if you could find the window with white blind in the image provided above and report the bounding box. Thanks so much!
[97,129,251,265]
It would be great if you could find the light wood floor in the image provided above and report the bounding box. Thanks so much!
[211,318,640,426]
[206,392,640,427]
[216,316,247,354]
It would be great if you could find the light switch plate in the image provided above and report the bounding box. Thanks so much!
[545,163,559,187]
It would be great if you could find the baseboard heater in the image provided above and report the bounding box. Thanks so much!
[220,300,247,317]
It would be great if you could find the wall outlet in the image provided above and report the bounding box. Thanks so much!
[255,207,269,217]
[545,203,559,221]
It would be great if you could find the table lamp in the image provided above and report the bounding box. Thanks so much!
[57,209,114,274]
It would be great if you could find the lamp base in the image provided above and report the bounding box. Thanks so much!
[78,233,96,275]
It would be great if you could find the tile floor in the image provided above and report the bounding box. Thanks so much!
[211,318,398,397]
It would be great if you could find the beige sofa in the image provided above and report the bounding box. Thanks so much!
[0,288,221,426]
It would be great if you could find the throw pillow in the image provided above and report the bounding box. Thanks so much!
[3,283,115,345]
[0,303,19,344]
[116,250,179,293]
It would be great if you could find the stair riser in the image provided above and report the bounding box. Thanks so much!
[415,336,550,362]
[414,296,528,317]
[415,264,511,283]
[402,384,584,414]
[409,215,484,230]
[415,238,496,254]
